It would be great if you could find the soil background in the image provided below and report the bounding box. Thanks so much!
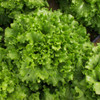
[48,0,59,10]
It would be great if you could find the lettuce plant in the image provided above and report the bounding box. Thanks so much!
[58,0,100,33]
[0,0,48,26]
[0,8,95,99]
[66,43,100,100]
[84,45,100,95]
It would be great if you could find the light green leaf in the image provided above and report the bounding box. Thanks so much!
[93,82,100,95]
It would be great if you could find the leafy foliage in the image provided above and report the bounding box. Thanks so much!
[58,0,100,33]
[0,0,100,99]
[1,8,97,99]
[0,0,48,26]
[84,45,100,95]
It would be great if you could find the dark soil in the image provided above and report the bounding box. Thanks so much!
[47,0,59,10]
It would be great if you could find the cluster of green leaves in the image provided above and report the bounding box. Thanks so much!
[0,0,48,26]
[58,0,100,33]
[67,43,100,100]
[1,8,99,99]
[1,0,100,100]
[84,45,100,95]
